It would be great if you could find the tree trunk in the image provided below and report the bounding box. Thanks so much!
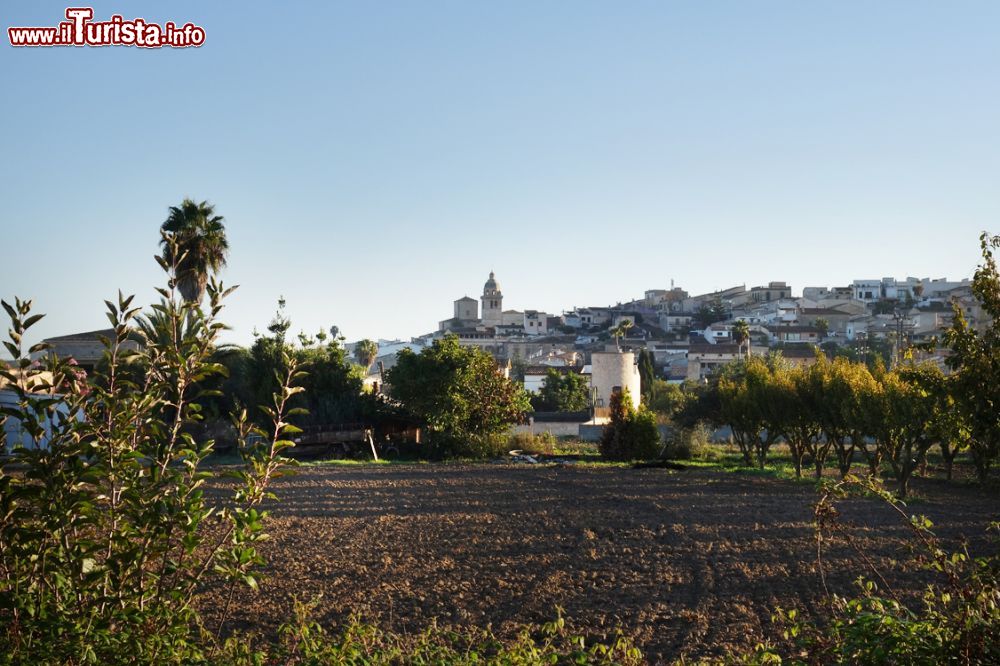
[833,439,853,478]
[975,455,990,483]
[897,471,910,499]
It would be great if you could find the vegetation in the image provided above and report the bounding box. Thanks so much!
[218,298,390,431]
[701,354,972,497]
[814,317,830,339]
[353,338,379,369]
[386,335,531,457]
[943,232,1000,482]
[743,476,1000,665]
[693,298,728,329]
[0,244,297,663]
[159,198,230,304]
[732,319,751,358]
[531,368,591,412]
[637,348,656,402]
[646,379,692,420]
[229,603,643,665]
[599,389,661,461]
[611,319,634,350]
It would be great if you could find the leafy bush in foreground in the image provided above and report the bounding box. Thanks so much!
[219,602,642,666]
[718,476,1000,666]
[0,246,300,664]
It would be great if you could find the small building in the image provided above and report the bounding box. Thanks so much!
[523,310,549,336]
[590,351,641,417]
[768,325,822,344]
[852,279,883,303]
[686,343,741,381]
[659,312,694,332]
[750,281,792,303]
[36,329,142,374]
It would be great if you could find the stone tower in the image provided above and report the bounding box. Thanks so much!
[481,271,503,327]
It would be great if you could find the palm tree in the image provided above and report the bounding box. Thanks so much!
[611,320,634,351]
[732,320,751,359]
[815,317,830,340]
[354,339,379,368]
[160,199,229,303]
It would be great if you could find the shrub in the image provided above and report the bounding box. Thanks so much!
[510,430,557,455]
[223,601,644,665]
[600,390,662,461]
[735,476,1000,665]
[663,422,714,461]
[0,249,298,663]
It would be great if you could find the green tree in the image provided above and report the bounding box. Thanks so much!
[943,232,1000,482]
[228,298,370,428]
[928,374,970,481]
[159,198,229,303]
[810,357,878,478]
[770,364,821,478]
[296,338,368,425]
[717,357,785,468]
[872,364,938,498]
[599,389,661,461]
[637,349,656,402]
[693,298,728,329]
[646,379,690,420]
[534,368,590,412]
[353,339,379,369]
[386,335,530,455]
[815,317,830,340]
[799,357,836,478]
[239,299,292,426]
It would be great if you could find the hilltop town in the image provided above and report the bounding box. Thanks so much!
[32,268,982,428]
[342,271,980,394]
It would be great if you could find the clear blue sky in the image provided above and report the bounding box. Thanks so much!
[2,1,998,348]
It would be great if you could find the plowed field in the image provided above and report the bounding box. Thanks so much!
[201,464,998,662]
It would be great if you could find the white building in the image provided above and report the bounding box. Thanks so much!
[523,310,549,336]
[852,280,882,303]
[590,351,641,416]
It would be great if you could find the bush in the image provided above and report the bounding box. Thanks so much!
[0,251,298,663]
[662,422,714,461]
[509,430,557,455]
[423,432,505,459]
[222,602,643,665]
[600,390,662,461]
[737,476,1000,665]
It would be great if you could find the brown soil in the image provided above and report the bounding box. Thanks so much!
[200,464,999,662]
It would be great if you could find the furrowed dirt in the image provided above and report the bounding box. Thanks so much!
[200,464,999,662]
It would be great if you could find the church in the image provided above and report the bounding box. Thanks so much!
[438,271,551,337]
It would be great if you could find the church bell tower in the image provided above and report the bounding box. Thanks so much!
[481,271,503,327]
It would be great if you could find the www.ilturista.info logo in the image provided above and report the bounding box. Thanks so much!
[8,8,205,48]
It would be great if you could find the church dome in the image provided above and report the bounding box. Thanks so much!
[483,271,501,295]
